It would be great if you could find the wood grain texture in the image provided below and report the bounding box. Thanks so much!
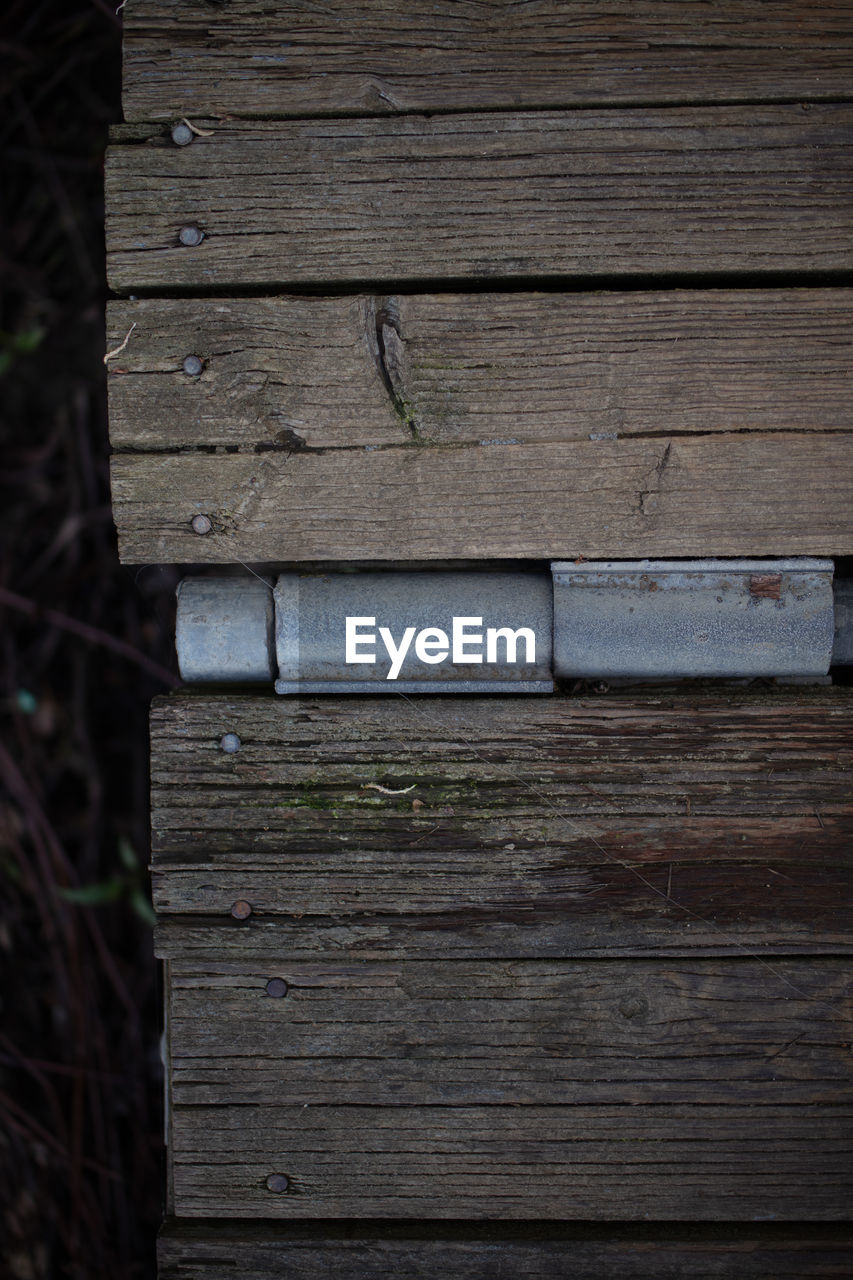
[106,290,853,450]
[110,431,853,563]
[150,691,853,956]
[169,1101,853,1218]
[122,2,853,119]
[154,692,853,1220]
[157,1221,853,1279]
[105,108,853,291]
[168,956,852,1107]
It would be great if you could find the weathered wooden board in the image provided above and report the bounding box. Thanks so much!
[106,290,853,450]
[105,108,853,291]
[154,693,853,1221]
[122,2,853,120]
[151,692,853,956]
[158,1221,853,1280]
[168,956,851,1107]
[169,1101,853,1218]
[111,431,853,562]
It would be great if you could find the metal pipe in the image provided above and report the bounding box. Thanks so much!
[175,576,275,683]
[174,561,848,689]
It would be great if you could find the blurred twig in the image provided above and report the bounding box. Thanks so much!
[0,585,180,687]
[0,4,168,1276]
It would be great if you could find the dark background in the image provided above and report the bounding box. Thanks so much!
[1,3,176,1275]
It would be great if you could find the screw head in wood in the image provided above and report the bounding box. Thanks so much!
[265,978,288,999]
[230,899,252,920]
[191,514,212,535]
[265,1173,289,1194]
[171,122,194,147]
[178,224,204,247]
[182,355,204,376]
[220,732,241,753]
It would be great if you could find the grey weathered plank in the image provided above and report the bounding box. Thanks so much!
[105,107,853,291]
[157,1220,853,1280]
[150,692,853,956]
[111,431,853,562]
[122,2,853,120]
[168,956,852,1107]
[106,290,853,451]
[155,692,853,1220]
[169,1102,853,1218]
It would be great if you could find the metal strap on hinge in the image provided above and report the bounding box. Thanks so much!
[174,559,848,691]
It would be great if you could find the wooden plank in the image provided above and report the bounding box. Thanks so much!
[158,1221,853,1280]
[169,1101,853,1218]
[122,2,853,120]
[110,431,853,562]
[168,956,852,1107]
[106,290,853,451]
[105,107,853,291]
[150,692,853,956]
[154,692,852,1220]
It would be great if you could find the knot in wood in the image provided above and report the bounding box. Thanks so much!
[619,992,649,1022]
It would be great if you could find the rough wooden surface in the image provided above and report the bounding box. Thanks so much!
[168,956,851,1107]
[111,431,853,563]
[105,108,853,292]
[169,1102,852,1218]
[118,0,853,1248]
[153,692,853,1219]
[121,1,853,120]
[158,1221,853,1280]
[151,692,853,956]
[106,290,853,450]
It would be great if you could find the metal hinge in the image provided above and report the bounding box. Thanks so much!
[174,559,849,691]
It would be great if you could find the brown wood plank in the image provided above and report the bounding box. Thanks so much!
[169,1101,853,1218]
[168,956,852,1107]
[122,2,853,120]
[157,1221,853,1280]
[110,431,853,563]
[106,290,853,451]
[150,691,853,956]
[154,692,852,1220]
[105,108,853,291]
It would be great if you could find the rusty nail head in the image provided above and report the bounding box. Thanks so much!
[220,732,241,753]
[231,899,252,920]
[266,1173,289,1193]
[182,355,204,376]
[171,123,194,147]
[265,978,288,998]
[179,224,204,247]
[191,514,212,535]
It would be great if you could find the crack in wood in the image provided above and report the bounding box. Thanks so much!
[638,441,673,518]
[367,295,422,442]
